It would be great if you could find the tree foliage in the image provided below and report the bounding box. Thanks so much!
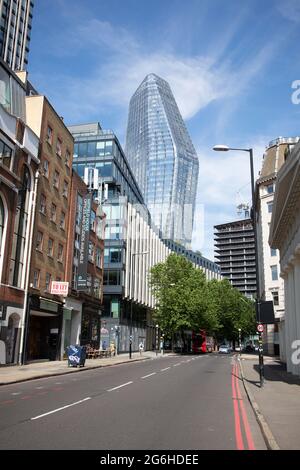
[149,254,256,342]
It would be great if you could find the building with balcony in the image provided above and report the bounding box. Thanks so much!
[269,139,300,376]
[256,136,299,357]
[0,0,34,71]
[214,219,256,298]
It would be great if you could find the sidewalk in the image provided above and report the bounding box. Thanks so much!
[239,353,300,450]
[0,351,172,386]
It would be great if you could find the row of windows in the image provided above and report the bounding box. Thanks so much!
[36,231,64,262]
[39,195,66,228]
[32,270,64,291]
[46,125,71,167]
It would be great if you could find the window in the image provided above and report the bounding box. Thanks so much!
[110,248,122,263]
[53,170,59,189]
[9,166,31,287]
[0,139,13,169]
[60,211,65,229]
[88,242,95,263]
[90,210,96,232]
[33,269,40,288]
[103,270,120,285]
[46,125,53,145]
[65,149,71,167]
[36,231,43,251]
[267,202,273,214]
[270,247,277,257]
[47,238,54,257]
[266,184,274,194]
[0,196,5,272]
[271,291,279,306]
[96,248,102,268]
[271,265,278,281]
[58,244,63,262]
[39,194,46,214]
[45,272,52,291]
[93,278,101,299]
[42,159,49,178]
[56,138,62,157]
[50,203,57,223]
[63,180,68,197]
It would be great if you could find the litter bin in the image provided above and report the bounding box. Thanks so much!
[66,345,86,367]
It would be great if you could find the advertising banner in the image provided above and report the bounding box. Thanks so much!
[78,193,92,290]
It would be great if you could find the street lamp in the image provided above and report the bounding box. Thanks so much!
[238,328,242,356]
[213,145,264,387]
[155,324,159,356]
[129,251,149,359]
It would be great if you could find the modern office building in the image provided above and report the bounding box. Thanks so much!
[214,219,257,298]
[69,122,219,352]
[269,139,300,376]
[256,137,299,357]
[0,0,34,71]
[125,73,199,248]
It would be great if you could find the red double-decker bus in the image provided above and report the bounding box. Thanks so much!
[191,330,214,353]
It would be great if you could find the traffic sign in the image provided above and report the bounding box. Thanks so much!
[257,324,264,333]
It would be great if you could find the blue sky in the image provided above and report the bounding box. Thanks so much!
[28,0,300,259]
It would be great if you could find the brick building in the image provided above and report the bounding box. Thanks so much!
[22,93,75,361]
[63,170,105,356]
[0,60,39,364]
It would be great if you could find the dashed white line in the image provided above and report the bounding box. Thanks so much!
[173,363,181,367]
[161,367,171,371]
[31,397,91,420]
[107,381,133,392]
[141,372,156,379]
[11,392,21,396]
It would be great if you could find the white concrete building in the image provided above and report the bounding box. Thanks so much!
[269,140,300,376]
[256,137,299,358]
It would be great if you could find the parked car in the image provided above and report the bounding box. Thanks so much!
[218,345,231,354]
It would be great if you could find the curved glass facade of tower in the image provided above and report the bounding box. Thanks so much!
[125,73,199,247]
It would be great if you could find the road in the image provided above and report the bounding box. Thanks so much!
[0,353,266,450]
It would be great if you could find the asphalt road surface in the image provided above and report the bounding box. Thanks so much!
[0,353,266,450]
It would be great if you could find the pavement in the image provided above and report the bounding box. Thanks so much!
[239,352,300,450]
[0,350,172,386]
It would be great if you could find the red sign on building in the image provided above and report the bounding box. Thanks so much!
[50,281,69,297]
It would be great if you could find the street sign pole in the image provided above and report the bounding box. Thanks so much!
[257,323,264,387]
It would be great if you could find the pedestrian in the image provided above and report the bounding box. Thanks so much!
[139,342,144,355]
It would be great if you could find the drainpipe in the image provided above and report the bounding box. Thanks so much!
[18,170,39,365]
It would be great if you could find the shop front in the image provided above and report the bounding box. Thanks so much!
[80,302,102,348]
[26,296,63,362]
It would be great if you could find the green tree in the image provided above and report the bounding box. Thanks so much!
[149,254,217,343]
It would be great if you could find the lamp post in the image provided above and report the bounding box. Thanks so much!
[238,328,242,356]
[129,251,149,359]
[155,324,159,356]
[213,145,264,387]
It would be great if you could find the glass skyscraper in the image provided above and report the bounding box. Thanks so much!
[125,73,199,247]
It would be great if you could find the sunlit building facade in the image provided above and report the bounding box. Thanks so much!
[125,73,199,247]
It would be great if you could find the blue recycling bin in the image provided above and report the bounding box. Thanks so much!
[67,345,86,367]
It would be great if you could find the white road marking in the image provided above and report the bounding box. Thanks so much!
[31,397,91,420]
[107,381,133,392]
[141,372,156,379]
[161,367,171,371]
[35,387,44,390]
[173,363,181,367]
[11,392,21,396]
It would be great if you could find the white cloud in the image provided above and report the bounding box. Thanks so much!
[277,0,300,23]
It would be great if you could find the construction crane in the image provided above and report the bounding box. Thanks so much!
[236,183,250,219]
